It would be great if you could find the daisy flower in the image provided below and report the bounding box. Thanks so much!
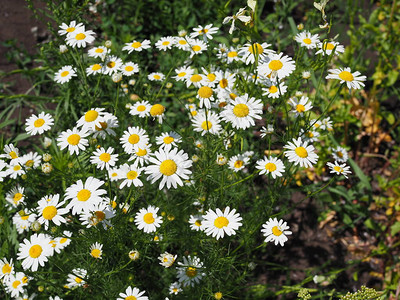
[77,108,106,131]
[326,67,367,90]
[134,206,163,233]
[174,37,190,50]
[216,153,227,165]
[87,45,109,59]
[189,38,208,57]
[5,186,25,208]
[90,147,118,171]
[202,207,243,240]
[173,66,194,82]
[128,144,153,166]
[186,73,206,88]
[36,194,68,229]
[90,242,103,259]
[4,271,28,298]
[332,146,349,163]
[169,282,183,295]
[86,63,103,76]
[261,218,292,246]
[53,231,72,253]
[25,112,54,135]
[156,131,182,151]
[148,72,165,81]
[158,252,177,268]
[228,154,250,172]
[58,20,84,36]
[8,161,25,179]
[190,24,219,40]
[155,36,175,51]
[257,52,296,80]
[1,144,20,161]
[54,65,77,84]
[102,55,123,76]
[12,211,36,234]
[215,70,236,92]
[189,215,205,231]
[177,256,205,287]
[0,258,14,279]
[117,286,148,300]
[289,96,313,117]
[224,47,240,63]
[122,39,151,53]
[315,41,345,56]
[57,127,89,155]
[192,110,222,136]
[149,103,166,123]
[262,82,287,98]
[17,233,53,271]
[322,117,333,131]
[221,94,263,130]
[121,62,140,76]
[300,128,320,143]
[91,113,119,139]
[327,161,352,178]
[223,7,251,34]
[145,148,192,189]
[65,177,107,215]
[118,163,143,189]
[284,137,319,168]
[239,42,274,65]
[294,31,320,49]
[79,201,115,229]
[129,100,151,118]
[256,156,285,179]
[120,126,149,154]
[66,268,87,288]
[196,85,215,108]
[66,28,95,48]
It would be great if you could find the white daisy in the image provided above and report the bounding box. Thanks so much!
[176,256,205,287]
[222,7,251,34]
[202,207,242,240]
[91,113,119,139]
[262,82,287,98]
[300,128,320,143]
[315,41,345,56]
[90,242,103,259]
[155,36,175,51]
[122,39,151,53]
[257,52,296,81]
[53,231,72,253]
[120,126,149,154]
[215,70,236,92]
[224,47,240,63]
[79,201,115,229]
[149,103,166,123]
[57,127,89,155]
[190,24,219,40]
[8,161,25,179]
[192,109,222,136]
[284,137,319,168]
[256,156,285,179]
[189,215,205,231]
[0,144,20,161]
[90,147,118,170]
[121,62,140,76]
[158,252,177,268]
[12,210,36,234]
[17,233,53,271]
[221,94,263,129]
[196,85,215,108]
[294,31,320,49]
[4,271,28,298]
[332,146,349,163]
[134,206,163,233]
[117,286,148,300]
[19,152,42,170]
[118,163,143,189]
[148,72,165,81]
[108,168,120,182]
[326,67,367,90]
[173,66,194,82]
[169,282,183,295]
[156,131,182,151]
[327,161,352,178]
[36,194,68,229]
[87,46,109,59]
[129,100,151,118]
[66,28,95,48]
[289,96,313,117]
[189,38,208,57]
[228,154,250,172]
[66,268,87,288]
[25,112,54,135]
[54,65,77,84]
[0,258,14,280]
[58,20,84,36]
[174,37,190,50]
[128,144,153,166]
[185,73,206,88]
[86,63,103,76]
[5,185,25,208]
[239,42,274,65]
[102,55,123,75]
[216,153,227,165]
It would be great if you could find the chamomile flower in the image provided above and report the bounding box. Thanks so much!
[155,36,175,51]
[36,194,68,229]
[322,117,333,131]
[108,168,120,182]
[118,163,143,189]
[189,215,205,231]
[173,66,194,82]
[121,62,140,76]
[145,148,192,189]
[300,128,320,143]
[66,28,95,48]
[0,258,14,279]
[1,144,20,161]
[90,242,103,259]
[148,72,165,81]
[289,96,313,117]
[262,82,287,98]
[5,186,25,208]
[12,211,36,234]
[117,286,148,300]
[201,66,219,86]
[54,65,77,84]
[65,177,107,215]
[158,252,177,268]
[190,24,219,40]
[87,46,109,59]
[326,67,367,90]
[216,154,227,165]
[186,73,206,88]
[120,126,149,154]
[86,63,103,76]
[261,218,292,246]
[8,161,26,179]
[203,207,243,240]
[256,156,285,179]
[4,271,28,298]
[239,42,274,65]
[53,231,72,253]
[223,7,251,34]
[327,161,352,178]
[122,39,151,53]
[196,85,215,108]
[66,268,87,288]
[102,55,123,75]
[332,146,349,162]
[129,100,151,118]
[156,132,182,151]
[228,154,250,172]
[90,147,118,170]
[58,20,84,36]
[25,112,54,135]
[169,282,183,295]
[215,70,236,92]
[257,52,296,80]
[315,41,345,56]
[79,201,115,229]
[177,256,205,287]
[192,109,222,136]
[134,206,163,233]
[221,94,263,130]
[284,137,318,168]
[149,104,166,123]
[224,47,240,63]
[174,37,190,50]
[189,38,208,57]
[57,127,89,155]
[77,108,107,131]
[294,31,320,49]
[128,144,153,166]
[91,113,119,139]
[17,233,53,271]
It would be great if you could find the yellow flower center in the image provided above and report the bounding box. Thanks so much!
[192,45,201,52]
[29,244,43,258]
[2,263,11,274]
[338,71,354,81]
[92,64,102,71]
[132,41,142,48]
[207,73,216,82]
[95,122,108,131]
[191,110,198,116]
[163,136,174,144]
[85,110,99,122]
[195,220,202,227]
[265,162,277,172]
[219,78,228,89]
[228,51,238,57]
[272,225,283,236]
[178,39,187,45]
[295,146,308,158]
[61,71,69,77]
[153,74,161,80]
[42,205,58,220]
[128,134,140,144]
[186,267,197,278]
[159,159,177,176]
[22,276,28,284]
[178,72,186,77]
[125,296,137,300]
[296,104,305,113]
[99,153,111,162]
[95,211,106,221]
[198,86,213,98]
[60,238,68,244]
[107,61,116,68]
[21,215,29,220]
[136,105,146,112]
[337,151,343,158]
[269,85,278,93]
[334,166,343,173]
[125,66,134,72]
[233,103,249,117]
[75,277,83,284]
[12,280,21,289]
[324,43,335,50]
[248,43,264,54]
[13,165,21,171]
[150,104,165,116]
[303,38,311,44]
[269,60,283,71]
[214,216,229,228]
[190,74,202,82]
[91,249,101,258]
[66,27,75,33]
[95,48,104,53]
[143,212,155,224]
[13,193,23,202]
[136,148,147,156]
[67,134,81,145]
[34,118,45,127]
[234,160,244,169]
[127,170,138,180]
[162,41,170,46]
[230,93,237,100]
[77,189,91,201]
[201,121,212,130]
[307,131,314,138]
[75,33,86,40]
[9,151,18,159]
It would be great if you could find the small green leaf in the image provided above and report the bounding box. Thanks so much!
[390,222,400,236]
